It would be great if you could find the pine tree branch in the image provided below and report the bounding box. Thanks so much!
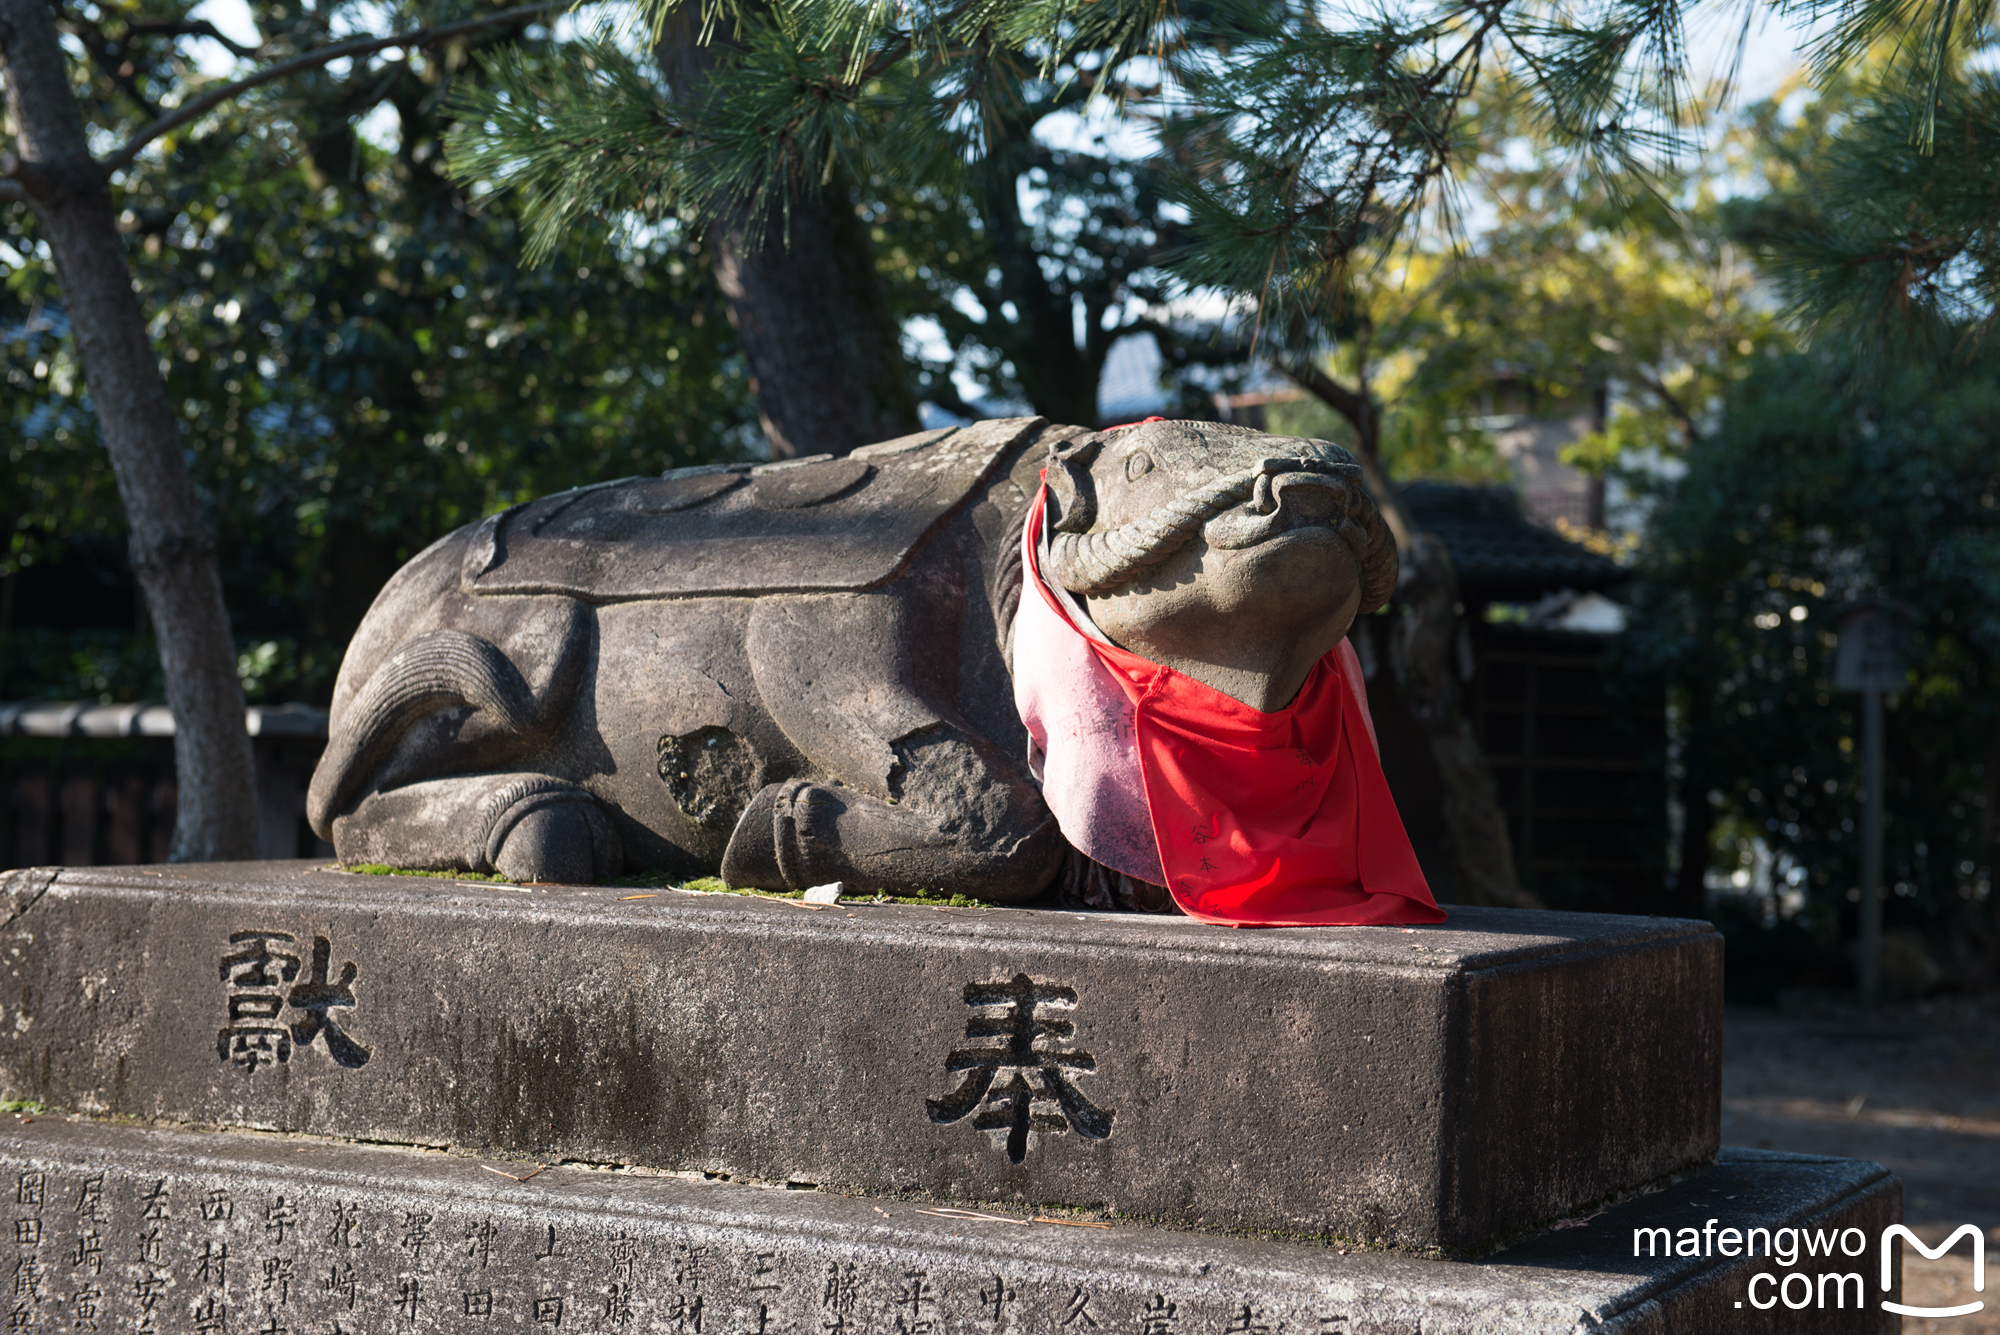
[1283,359,1369,434]
[60,6,167,122]
[98,2,559,175]
[121,16,266,60]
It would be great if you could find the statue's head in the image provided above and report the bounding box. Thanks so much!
[1041,420,1397,703]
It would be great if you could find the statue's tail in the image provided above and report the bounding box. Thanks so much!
[306,625,580,839]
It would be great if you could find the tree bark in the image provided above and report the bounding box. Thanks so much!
[709,180,920,455]
[1285,361,1535,908]
[657,10,918,458]
[1,0,257,860]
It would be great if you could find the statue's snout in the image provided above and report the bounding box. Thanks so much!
[1206,458,1362,550]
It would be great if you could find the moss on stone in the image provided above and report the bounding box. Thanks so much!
[345,864,513,884]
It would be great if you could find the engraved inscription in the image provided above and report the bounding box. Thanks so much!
[466,1218,499,1270]
[977,1274,1017,1326]
[667,1241,707,1335]
[1224,1303,1275,1335]
[895,1270,936,1335]
[400,1211,434,1268]
[190,1293,224,1333]
[600,1230,642,1327]
[734,1249,782,1335]
[397,1275,424,1322]
[1058,1285,1098,1330]
[321,1260,357,1309]
[218,931,372,1070]
[72,1173,105,1290]
[927,975,1115,1163]
[134,1179,169,1335]
[820,1263,858,1335]
[194,1240,227,1288]
[0,1162,1363,1335]
[10,1171,45,1335]
[327,1203,361,1251]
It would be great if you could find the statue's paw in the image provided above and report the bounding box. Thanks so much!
[473,776,622,884]
[719,780,814,889]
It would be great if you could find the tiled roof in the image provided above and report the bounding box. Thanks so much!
[1400,482,1626,602]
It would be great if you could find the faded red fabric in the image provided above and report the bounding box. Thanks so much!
[1024,489,1443,927]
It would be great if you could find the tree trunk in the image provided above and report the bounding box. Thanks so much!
[1285,362,1534,908]
[657,11,918,458]
[709,180,920,455]
[1,0,257,861]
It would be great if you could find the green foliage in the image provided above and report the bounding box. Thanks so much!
[445,7,1210,424]
[1262,392,1512,485]
[439,0,1768,340]
[433,0,1969,452]
[1798,0,1990,150]
[1402,111,1785,443]
[2,0,760,702]
[1562,414,1678,477]
[443,0,1066,261]
[1,306,114,581]
[444,35,688,265]
[1621,347,2000,949]
[1155,10,1476,329]
[866,68,1193,423]
[1751,69,2000,361]
[1260,110,1783,489]
[0,629,166,702]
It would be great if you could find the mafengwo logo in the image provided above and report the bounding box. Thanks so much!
[1883,1225,1986,1320]
[1639,1220,1986,1316]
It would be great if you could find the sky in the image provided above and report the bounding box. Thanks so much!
[186,0,1827,101]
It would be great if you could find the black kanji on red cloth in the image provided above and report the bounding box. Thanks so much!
[925,974,1114,1163]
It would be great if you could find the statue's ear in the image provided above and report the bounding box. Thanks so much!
[1045,435,1103,535]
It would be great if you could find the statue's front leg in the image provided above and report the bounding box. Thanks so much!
[720,727,1064,903]
[332,772,623,884]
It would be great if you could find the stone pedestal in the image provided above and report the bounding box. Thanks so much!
[0,1120,1898,1334]
[1,863,1721,1255]
[0,862,1902,1331]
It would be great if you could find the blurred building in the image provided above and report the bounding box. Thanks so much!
[1355,484,1667,914]
[1469,376,1606,531]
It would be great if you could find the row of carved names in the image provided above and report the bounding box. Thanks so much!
[8,1170,1360,1334]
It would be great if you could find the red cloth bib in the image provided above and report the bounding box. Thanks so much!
[1024,489,1443,927]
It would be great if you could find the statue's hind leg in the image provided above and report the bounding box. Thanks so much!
[332,773,623,884]
[724,592,1065,902]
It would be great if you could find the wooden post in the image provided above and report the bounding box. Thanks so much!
[1835,598,1909,1008]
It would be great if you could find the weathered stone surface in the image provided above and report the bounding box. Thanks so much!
[306,417,1408,897]
[307,416,1068,895]
[1,862,1722,1255]
[0,1118,1897,1333]
[464,424,1024,601]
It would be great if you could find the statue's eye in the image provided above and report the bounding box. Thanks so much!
[1125,452,1155,481]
